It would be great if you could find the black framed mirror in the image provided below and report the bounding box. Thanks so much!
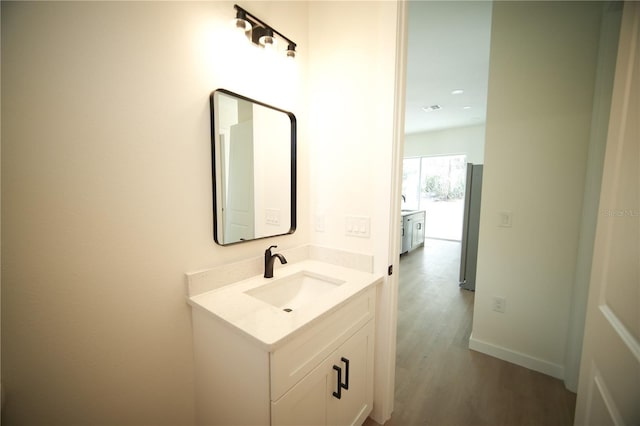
[210,89,296,245]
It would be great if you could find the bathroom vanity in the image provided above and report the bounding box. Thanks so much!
[188,259,382,426]
[204,87,380,424]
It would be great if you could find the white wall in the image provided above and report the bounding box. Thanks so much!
[404,124,485,164]
[307,1,398,274]
[1,2,310,424]
[253,105,292,237]
[306,1,400,421]
[471,2,604,378]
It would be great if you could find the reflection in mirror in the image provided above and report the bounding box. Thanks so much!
[211,89,296,245]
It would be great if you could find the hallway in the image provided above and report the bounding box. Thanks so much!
[369,239,576,425]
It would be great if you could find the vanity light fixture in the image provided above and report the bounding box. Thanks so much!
[233,4,297,58]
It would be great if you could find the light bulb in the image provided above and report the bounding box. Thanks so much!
[232,9,251,33]
[259,28,276,48]
[233,18,252,33]
[286,44,296,59]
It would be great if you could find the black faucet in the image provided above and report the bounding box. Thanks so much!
[264,245,287,278]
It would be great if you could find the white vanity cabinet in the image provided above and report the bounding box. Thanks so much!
[191,284,377,426]
[271,321,374,425]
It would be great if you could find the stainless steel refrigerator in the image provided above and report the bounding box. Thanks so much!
[459,163,483,291]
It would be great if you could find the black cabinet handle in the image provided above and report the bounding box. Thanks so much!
[340,357,350,390]
[332,365,342,399]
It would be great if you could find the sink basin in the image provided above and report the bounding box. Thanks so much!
[245,271,346,311]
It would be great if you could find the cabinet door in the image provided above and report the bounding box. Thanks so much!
[272,321,374,426]
[271,359,329,426]
[412,219,424,246]
[327,321,374,426]
[401,216,412,253]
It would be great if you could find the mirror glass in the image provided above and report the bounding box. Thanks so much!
[211,89,296,245]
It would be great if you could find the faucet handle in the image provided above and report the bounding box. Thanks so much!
[266,245,278,255]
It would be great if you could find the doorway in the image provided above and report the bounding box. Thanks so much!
[389,0,493,419]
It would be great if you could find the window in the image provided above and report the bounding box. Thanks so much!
[402,154,467,240]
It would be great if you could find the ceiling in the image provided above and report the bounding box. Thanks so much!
[404,1,493,135]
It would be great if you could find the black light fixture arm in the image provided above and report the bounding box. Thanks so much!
[234,4,297,49]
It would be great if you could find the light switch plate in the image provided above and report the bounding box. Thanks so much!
[315,214,325,232]
[498,211,513,227]
[345,216,370,238]
[265,208,280,225]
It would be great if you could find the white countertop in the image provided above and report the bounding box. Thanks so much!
[188,260,383,351]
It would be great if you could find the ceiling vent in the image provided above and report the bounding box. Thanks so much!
[422,104,442,112]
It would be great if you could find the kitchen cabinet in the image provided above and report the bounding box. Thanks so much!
[191,285,377,426]
[401,210,426,254]
[411,213,425,247]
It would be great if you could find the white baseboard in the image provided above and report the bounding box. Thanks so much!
[469,334,565,380]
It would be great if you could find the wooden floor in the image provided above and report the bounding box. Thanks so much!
[365,239,576,426]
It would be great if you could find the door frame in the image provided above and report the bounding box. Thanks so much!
[370,0,408,423]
